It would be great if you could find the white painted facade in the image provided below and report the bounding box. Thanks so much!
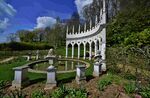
[66,0,106,71]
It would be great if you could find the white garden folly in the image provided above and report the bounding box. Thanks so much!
[66,0,106,71]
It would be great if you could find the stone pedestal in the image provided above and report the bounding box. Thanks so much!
[93,63,102,77]
[76,65,86,84]
[12,66,29,89]
[101,61,106,72]
[45,66,57,90]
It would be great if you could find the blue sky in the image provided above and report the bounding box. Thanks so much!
[0,0,93,43]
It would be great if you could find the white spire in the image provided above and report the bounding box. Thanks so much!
[95,15,98,25]
[100,9,102,22]
[103,0,106,13]
[78,25,80,33]
[90,19,92,29]
[66,26,68,34]
[103,0,106,24]
[84,22,86,32]
[72,25,74,33]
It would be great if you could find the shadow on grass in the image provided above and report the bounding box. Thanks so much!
[29,77,46,85]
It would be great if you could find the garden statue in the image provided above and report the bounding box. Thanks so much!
[36,50,39,60]
[47,48,54,57]
[45,48,57,65]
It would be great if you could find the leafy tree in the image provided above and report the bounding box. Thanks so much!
[7,33,18,42]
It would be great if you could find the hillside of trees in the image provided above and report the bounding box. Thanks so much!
[83,0,150,48]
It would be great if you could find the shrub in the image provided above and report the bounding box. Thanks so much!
[51,85,67,98]
[98,74,112,91]
[4,90,27,98]
[66,88,87,98]
[51,85,87,98]
[139,86,150,98]
[31,90,46,98]
[0,80,7,89]
[124,82,136,94]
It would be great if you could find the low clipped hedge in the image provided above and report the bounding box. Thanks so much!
[0,42,53,51]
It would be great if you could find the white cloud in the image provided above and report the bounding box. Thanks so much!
[0,18,10,33]
[35,16,56,29]
[75,0,93,18]
[0,0,17,16]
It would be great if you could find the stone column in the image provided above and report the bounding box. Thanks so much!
[78,44,80,59]
[66,44,68,58]
[76,65,86,84]
[72,44,74,58]
[45,66,57,90]
[89,43,92,60]
[83,43,86,59]
[12,66,29,89]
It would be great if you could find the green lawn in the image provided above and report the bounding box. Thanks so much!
[0,50,93,85]
[0,57,28,81]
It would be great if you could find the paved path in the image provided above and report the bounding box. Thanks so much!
[0,57,15,64]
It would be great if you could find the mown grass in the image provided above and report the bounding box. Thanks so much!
[0,57,28,81]
[0,47,93,85]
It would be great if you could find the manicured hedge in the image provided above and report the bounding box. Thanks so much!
[0,42,53,51]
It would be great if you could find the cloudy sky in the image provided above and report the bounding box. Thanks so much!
[0,0,93,43]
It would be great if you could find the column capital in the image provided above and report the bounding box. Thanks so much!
[77,42,81,46]
[71,43,75,46]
